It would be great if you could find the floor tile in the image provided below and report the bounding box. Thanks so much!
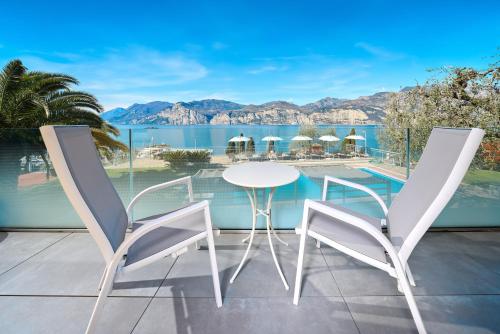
[0,296,149,334]
[0,231,499,333]
[420,295,500,334]
[450,232,500,276]
[157,234,340,298]
[346,295,500,334]
[133,296,358,334]
[0,232,69,275]
[0,233,174,297]
[345,295,419,333]
[408,233,500,295]
[321,246,399,296]
[111,256,176,297]
[0,233,104,296]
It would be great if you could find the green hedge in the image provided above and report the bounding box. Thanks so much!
[159,150,211,167]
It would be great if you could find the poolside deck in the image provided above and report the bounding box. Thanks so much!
[0,231,499,333]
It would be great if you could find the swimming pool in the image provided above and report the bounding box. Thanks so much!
[360,167,405,191]
[205,166,405,229]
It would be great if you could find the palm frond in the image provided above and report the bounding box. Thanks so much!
[0,60,27,114]
[0,59,126,154]
[5,89,47,127]
[101,122,120,136]
[26,71,79,86]
[46,90,104,113]
[47,109,105,127]
[90,128,128,152]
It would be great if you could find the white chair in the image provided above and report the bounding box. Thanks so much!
[40,125,222,334]
[293,127,484,334]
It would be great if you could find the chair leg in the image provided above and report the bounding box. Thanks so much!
[293,226,308,305]
[97,266,107,291]
[390,256,426,334]
[86,266,117,334]
[204,207,222,308]
[405,263,416,287]
[207,233,222,308]
[316,240,321,249]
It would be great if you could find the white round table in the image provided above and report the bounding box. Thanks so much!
[223,161,300,290]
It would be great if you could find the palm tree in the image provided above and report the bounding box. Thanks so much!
[0,59,125,151]
[0,59,126,190]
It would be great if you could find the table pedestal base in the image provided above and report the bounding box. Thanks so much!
[230,187,289,290]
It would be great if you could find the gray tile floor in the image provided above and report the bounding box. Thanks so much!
[0,231,499,334]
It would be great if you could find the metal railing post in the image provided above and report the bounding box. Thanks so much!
[128,128,134,211]
[405,128,410,179]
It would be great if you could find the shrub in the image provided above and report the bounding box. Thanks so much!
[160,150,187,168]
[185,150,211,163]
[160,149,211,168]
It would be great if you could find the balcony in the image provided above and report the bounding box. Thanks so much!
[0,231,499,333]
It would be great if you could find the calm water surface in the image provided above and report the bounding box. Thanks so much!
[115,124,383,154]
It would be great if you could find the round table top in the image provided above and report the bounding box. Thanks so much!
[222,162,300,188]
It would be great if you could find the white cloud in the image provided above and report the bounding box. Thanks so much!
[19,47,209,109]
[248,65,287,75]
[252,54,337,62]
[355,42,405,61]
[97,89,242,110]
[212,42,228,50]
[98,93,167,110]
[198,91,240,101]
[274,61,375,101]
[21,47,208,90]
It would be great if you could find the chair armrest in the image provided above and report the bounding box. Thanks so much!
[126,176,193,219]
[102,201,211,295]
[111,200,209,265]
[300,200,413,294]
[322,176,388,216]
[302,199,393,252]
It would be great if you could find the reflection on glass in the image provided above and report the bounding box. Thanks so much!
[0,126,498,229]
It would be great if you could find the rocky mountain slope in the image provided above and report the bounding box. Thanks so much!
[102,101,173,124]
[102,92,395,125]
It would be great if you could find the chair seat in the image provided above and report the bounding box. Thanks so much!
[308,201,387,263]
[125,204,206,266]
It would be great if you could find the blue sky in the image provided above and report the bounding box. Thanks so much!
[1,0,499,109]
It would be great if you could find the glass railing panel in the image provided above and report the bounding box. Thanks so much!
[100,129,132,215]
[319,165,402,220]
[1,125,497,229]
[127,127,205,220]
[124,125,401,229]
[405,128,500,227]
[0,128,80,228]
[0,128,131,229]
[434,148,500,227]
[370,126,408,179]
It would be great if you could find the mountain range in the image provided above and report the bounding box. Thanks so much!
[102,91,399,125]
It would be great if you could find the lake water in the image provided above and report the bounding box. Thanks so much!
[115,124,383,155]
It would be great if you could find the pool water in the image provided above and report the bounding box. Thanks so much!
[360,168,405,192]
[208,168,404,229]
